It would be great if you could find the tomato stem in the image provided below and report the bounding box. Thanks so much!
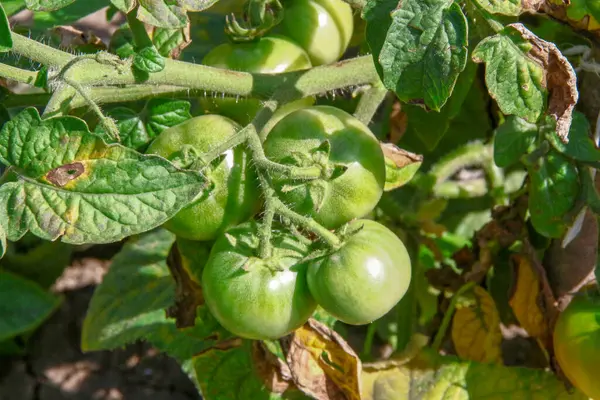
[431,281,476,353]
[272,197,341,247]
[353,82,388,126]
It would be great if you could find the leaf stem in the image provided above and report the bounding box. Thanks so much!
[126,6,153,49]
[353,82,387,126]
[361,322,377,360]
[199,130,249,166]
[431,281,475,352]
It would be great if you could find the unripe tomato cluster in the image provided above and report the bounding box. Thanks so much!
[146,0,412,341]
[200,0,354,126]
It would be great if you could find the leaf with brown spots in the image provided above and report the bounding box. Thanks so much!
[451,286,503,364]
[0,107,206,244]
[509,24,578,142]
[281,319,362,400]
[472,24,577,141]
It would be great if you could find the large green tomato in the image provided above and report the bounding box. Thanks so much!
[306,219,411,325]
[202,222,317,340]
[263,105,386,229]
[147,115,260,241]
[554,295,600,400]
[201,36,313,126]
[279,0,354,66]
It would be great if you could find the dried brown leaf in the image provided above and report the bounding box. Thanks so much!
[251,341,293,394]
[509,23,578,142]
[51,26,106,51]
[281,319,362,400]
[380,143,423,168]
[509,255,551,341]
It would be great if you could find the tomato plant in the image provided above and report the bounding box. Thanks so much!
[202,222,316,340]
[307,219,411,325]
[1,0,598,398]
[147,114,260,241]
[554,295,600,400]
[264,105,386,229]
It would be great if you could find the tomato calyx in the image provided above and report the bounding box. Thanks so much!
[226,0,284,42]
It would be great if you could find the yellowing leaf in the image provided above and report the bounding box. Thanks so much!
[281,319,362,400]
[361,349,588,400]
[451,286,502,364]
[509,255,550,339]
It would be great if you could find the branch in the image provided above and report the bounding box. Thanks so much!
[8,32,379,105]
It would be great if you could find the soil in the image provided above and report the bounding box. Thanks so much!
[0,258,202,400]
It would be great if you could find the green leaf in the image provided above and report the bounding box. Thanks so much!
[472,26,547,124]
[189,340,291,400]
[567,0,600,28]
[110,0,135,13]
[134,0,220,29]
[472,0,522,16]
[1,237,72,288]
[153,26,192,58]
[34,65,49,89]
[547,112,600,165]
[2,0,26,16]
[402,60,478,151]
[30,0,107,30]
[109,27,135,59]
[527,150,579,238]
[0,222,6,260]
[0,4,12,52]
[25,0,75,11]
[99,99,192,150]
[82,229,228,361]
[0,107,206,245]
[0,270,61,341]
[133,46,166,73]
[365,0,468,110]
[493,116,538,168]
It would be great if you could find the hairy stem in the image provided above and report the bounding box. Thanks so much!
[199,130,249,166]
[9,32,378,105]
[353,82,388,125]
[10,33,73,67]
[272,197,341,247]
[0,63,37,85]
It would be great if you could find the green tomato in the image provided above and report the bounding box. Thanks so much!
[147,115,260,241]
[306,219,411,325]
[279,0,354,66]
[201,36,313,126]
[263,105,386,229]
[202,222,317,340]
[553,295,600,400]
